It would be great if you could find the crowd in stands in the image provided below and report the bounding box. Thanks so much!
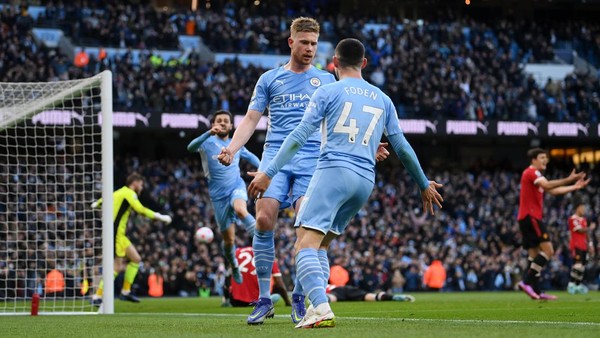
[3,144,599,299]
[24,1,600,65]
[121,155,600,296]
[2,1,599,121]
[357,20,600,122]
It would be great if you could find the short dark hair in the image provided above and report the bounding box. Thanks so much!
[335,38,365,69]
[527,148,547,160]
[126,172,144,186]
[210,110,232,124]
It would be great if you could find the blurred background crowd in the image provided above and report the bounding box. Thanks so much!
[117,156,600,296]
[1,0,599,121]
[2,153,598,298]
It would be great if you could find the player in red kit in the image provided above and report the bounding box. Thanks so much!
[517,148,590,300]
[224,247,291,307]
[567,197,596,294]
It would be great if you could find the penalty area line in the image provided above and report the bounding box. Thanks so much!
[126,312,600,327]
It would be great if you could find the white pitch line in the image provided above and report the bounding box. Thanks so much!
[126,312,600,327]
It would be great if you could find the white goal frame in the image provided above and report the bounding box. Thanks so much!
[0,70,114,315]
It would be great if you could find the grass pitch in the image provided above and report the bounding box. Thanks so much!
[3,292,599,337]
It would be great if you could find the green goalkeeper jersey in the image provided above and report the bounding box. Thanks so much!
[94,186,156,237]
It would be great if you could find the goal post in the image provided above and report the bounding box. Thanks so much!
[0,71,114,315]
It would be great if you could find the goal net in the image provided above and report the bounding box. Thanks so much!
[0,71,114,315]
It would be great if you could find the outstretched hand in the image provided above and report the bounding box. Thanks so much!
[421,181,444,215]
[217,147,233,166]
[568,169,586,183]
[248,171,272,199]
[574,176,591,190]
[154,213,172,225]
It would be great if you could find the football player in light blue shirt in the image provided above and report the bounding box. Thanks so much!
[217,17,337,325]
[187,110,260,284]
[248,38,444,328]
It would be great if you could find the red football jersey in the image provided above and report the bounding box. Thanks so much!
[230,247,281,303]
[569,214,589,251]
[518,166,545,220]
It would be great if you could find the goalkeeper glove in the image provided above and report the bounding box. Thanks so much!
[155,213,172,224]
[90,201,100,209]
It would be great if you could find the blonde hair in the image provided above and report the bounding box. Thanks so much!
[290,17,320,36]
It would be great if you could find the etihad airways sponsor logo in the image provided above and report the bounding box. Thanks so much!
[399,119,437,134]
[446,120,488,135]
[497,121,538,136]
[548,122,588,137]
[271,93,311,104]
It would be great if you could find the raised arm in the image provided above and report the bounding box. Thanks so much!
[125,193,172,224]
[187,130,211,153]
[536,169,585,190]
[188,130,212,153]
[545,177,590,196]
[125,193,156,219]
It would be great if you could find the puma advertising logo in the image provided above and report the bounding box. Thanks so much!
[32,110,84,125]
[446,120,488,135]
[162,113,211,129]
[497,122,539,136]
[98,111,151,127]
[399,119,437,134]
[548,122,588,137]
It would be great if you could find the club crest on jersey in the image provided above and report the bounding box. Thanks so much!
[310,77,321,87]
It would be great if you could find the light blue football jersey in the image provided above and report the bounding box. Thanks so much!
[198,135,260,200]
[303,77,403,182]
[248,65,336,146]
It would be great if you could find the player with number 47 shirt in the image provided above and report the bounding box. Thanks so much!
[248,38,443,328]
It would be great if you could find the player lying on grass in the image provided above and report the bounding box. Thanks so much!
[326,284,415,303]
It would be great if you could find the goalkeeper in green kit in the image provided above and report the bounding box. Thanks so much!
[90,173,172,306]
